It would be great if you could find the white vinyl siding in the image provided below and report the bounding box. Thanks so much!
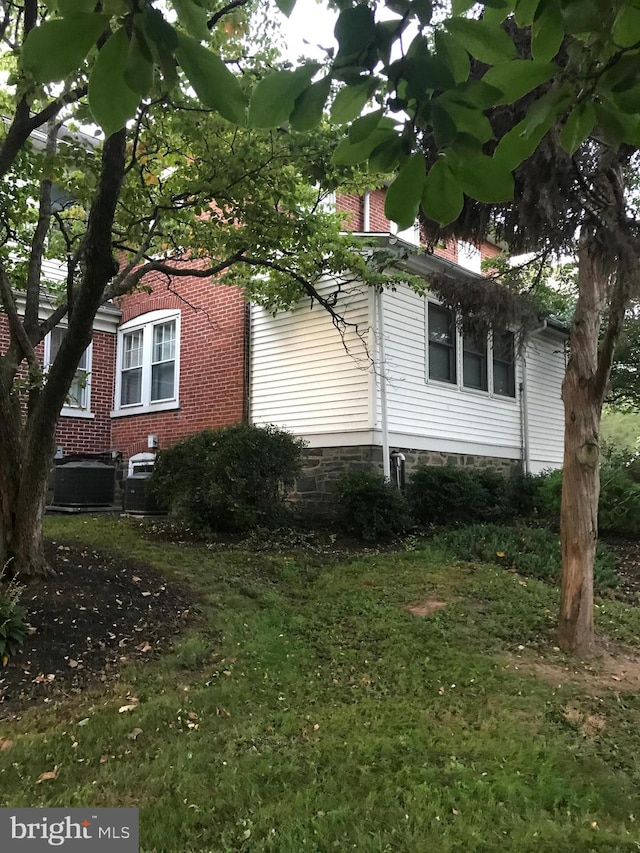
[250,282,371,435]
[381,284,522,457]
[524,331,566,472]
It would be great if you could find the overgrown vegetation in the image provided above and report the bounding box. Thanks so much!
[432,524,620,594]
[151,424,306,533]
[0,566,26,665]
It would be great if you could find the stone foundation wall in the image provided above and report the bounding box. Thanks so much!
[292,444,522,507]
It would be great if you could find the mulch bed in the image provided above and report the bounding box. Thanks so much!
[0,540,193,719]
[603,536,640,599]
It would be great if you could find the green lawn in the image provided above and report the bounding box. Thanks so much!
[2,516,640,852]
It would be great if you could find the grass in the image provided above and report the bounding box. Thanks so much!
[2,516,640,851]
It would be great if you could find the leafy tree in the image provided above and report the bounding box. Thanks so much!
[264,0,640,655]
[0,1,406,578]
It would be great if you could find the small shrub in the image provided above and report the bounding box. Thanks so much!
[0,566,26,665]
[406,465,524,526]
[335,471,411,540]
[432,523,619,593]
[151,424,306,533]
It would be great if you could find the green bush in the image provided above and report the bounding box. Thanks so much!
[151,424,306,532]
[533,452,640,534]
[0,568,26,665]
[406,465,527,526]
[335,471,411,540]
[432,523,619,593]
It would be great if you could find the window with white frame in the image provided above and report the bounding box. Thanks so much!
[45,327,91,412]
[463,329,488,391]
[114,310,180,414]
[427,303,457,384]
[492,330,516,397]
[457,240,482,273]
[426,303,516,399]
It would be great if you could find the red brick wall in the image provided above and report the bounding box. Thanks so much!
[337,190,501,265]
[111,272,247,460]
[55,329,116,454]
[0,313,116,455]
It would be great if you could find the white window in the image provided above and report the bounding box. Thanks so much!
[426,302,516,399]
[113,309,180,416]
[45,326,92,416]
[457,240,482,273]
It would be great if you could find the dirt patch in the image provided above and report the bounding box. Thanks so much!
[503,640,640,693]
[562,704,607,738]
[0,540,194,719]
[406,599,447,618]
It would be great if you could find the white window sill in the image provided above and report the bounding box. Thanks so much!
[60,408,95,419]
[110,400,180,418]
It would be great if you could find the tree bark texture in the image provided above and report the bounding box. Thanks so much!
[558,240,609,657]
[0,129,126,579]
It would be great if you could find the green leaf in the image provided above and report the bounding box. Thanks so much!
[368,136,403,173]
[531,2,564,62]
[612,85,640,114]
[483,60,557,104]
[89,28,140,137]
[456,153,514,202]
[444,17,518,65]
[349,109,384,143]
[451,0,475,12]
[331,81,371,125]
[58,0,98,15]
[176,33,246,124]
[594,100,627,146]
[21,14,109,82]
[560,102,595,155]
[249,64,318,128]
[494,114,552,169]
[413,0,433,26]
[173,0,210,41]
[334,5,377,63]
[331,128,397,165]
[385,153,426,230]
[435,98,495,143]
[613,6,640,48]
[514,0,539,26]
[290,77,331,131]
[275,0,296,16]
[561,0,606,35]
[143,6,179,52]
[421,157,464,225]
[125,27,154,97]
[434,29,470,85]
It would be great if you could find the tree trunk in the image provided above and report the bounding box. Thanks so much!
[558,241,608,657]
[0,410,56,579]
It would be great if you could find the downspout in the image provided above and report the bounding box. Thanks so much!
[520,319,548,475]
[377,289,391,479]
[365,190,390,478]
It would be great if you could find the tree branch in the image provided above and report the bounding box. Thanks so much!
[208,0,251,29]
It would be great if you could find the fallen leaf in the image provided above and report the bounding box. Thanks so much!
[36,767,58,783]
[141,592,152,597]
[99,755,109,764]
[118,699,139,713]
[127,728,143,740]
[136,642,152,653]
[0,738,15,751]
[77,718,90,727]
[68,659,79,669]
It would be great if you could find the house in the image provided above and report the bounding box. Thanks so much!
[1,190,567,504]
